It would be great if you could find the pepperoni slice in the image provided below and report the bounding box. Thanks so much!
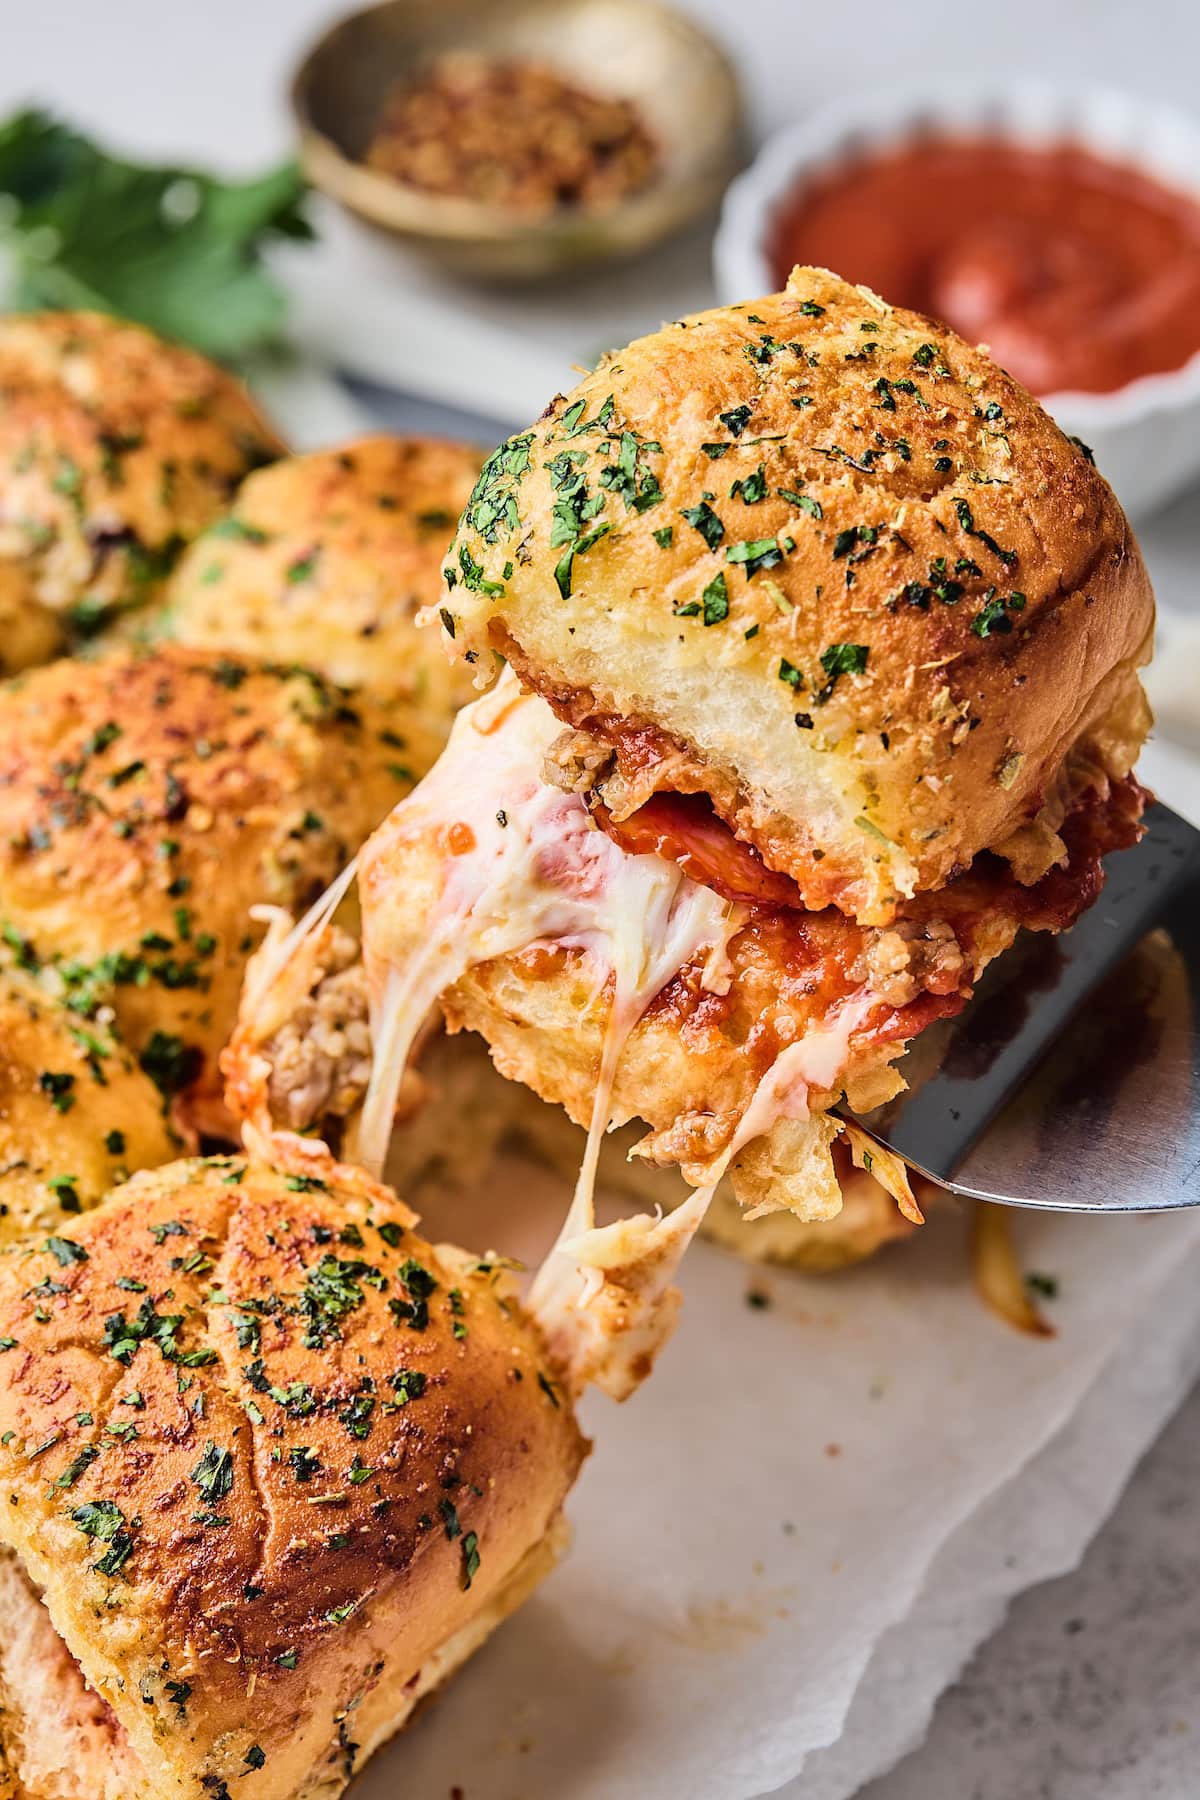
[594,791,803,908]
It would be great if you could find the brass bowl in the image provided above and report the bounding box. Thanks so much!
[290,0,743,279]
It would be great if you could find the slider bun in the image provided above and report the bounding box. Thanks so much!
[441,952,937,1230]
[440,266,1153,924]
[0,1155,584,1800]
[165,435,483,713]
[0,647,439,1129]
[0,965,179,1246]
[0,311,283,653]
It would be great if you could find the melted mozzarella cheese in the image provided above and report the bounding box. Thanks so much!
[721,996,876,1162]
[263,675,888,1401]
[354,674,738,1178]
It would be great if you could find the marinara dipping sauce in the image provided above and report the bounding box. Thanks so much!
[770,139,1200,395]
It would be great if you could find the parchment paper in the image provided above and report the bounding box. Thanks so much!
[346,1180,1199,1800]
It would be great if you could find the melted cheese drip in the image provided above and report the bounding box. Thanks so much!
[354,675,739,1177]
[266,677,884,1401]
[243,854,360,1018]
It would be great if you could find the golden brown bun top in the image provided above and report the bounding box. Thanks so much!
[0,310,284,635]
[0,1155,584,1792]
[439,267,1153,922]
[0,647,439,1123]
[166,434,483,713]
[0,964,179,1246]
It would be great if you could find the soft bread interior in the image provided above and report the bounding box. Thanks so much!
[0,1520,569,1800]
[509,621,912,908]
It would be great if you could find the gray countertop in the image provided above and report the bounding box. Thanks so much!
[863,1378,1200,1799]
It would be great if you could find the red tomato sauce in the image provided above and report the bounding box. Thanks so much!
[770,138,1200,395]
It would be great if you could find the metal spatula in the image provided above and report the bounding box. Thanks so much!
[843,803,1200,1212]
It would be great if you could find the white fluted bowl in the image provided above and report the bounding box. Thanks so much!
[714,82,1200,519]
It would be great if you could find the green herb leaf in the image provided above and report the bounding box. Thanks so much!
[730,465,767,506]
[439,1498,462,1540]
[726,536,786,577]
[44,1235,87,1266]
[820,642,869,680]
[700,572,729,626]
[208,517,269,545]
[190,1440,233,1504]
[970,592,1022,638]
[288,1446,321,1483]
[387,1368,427,1409]
[680,500,724,551]
[298,1255,374,1349]
[718,403,753,436]
[38,1071,76,1114]
[560,395,614,439]
[599,430,662,514]
[463,432,533,542]
[553,522,611,600]
[0,108,313,358]
[71,1498,135,1575]
[54,1443,99,1489]
[814,642,869,703]
[954,497,1017,567]
[389,1258,438,1332]
[458,544,506,599]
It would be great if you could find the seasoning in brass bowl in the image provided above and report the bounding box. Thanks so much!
[364,52,660,216]
[290,0,742,278]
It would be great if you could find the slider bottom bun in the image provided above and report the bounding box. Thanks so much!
[222,911,913,1269]
[0,1156,585,1800]
[226,945,916,1273]
[435,772,1142,1226]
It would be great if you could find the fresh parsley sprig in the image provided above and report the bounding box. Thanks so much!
[0,108,313,359]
